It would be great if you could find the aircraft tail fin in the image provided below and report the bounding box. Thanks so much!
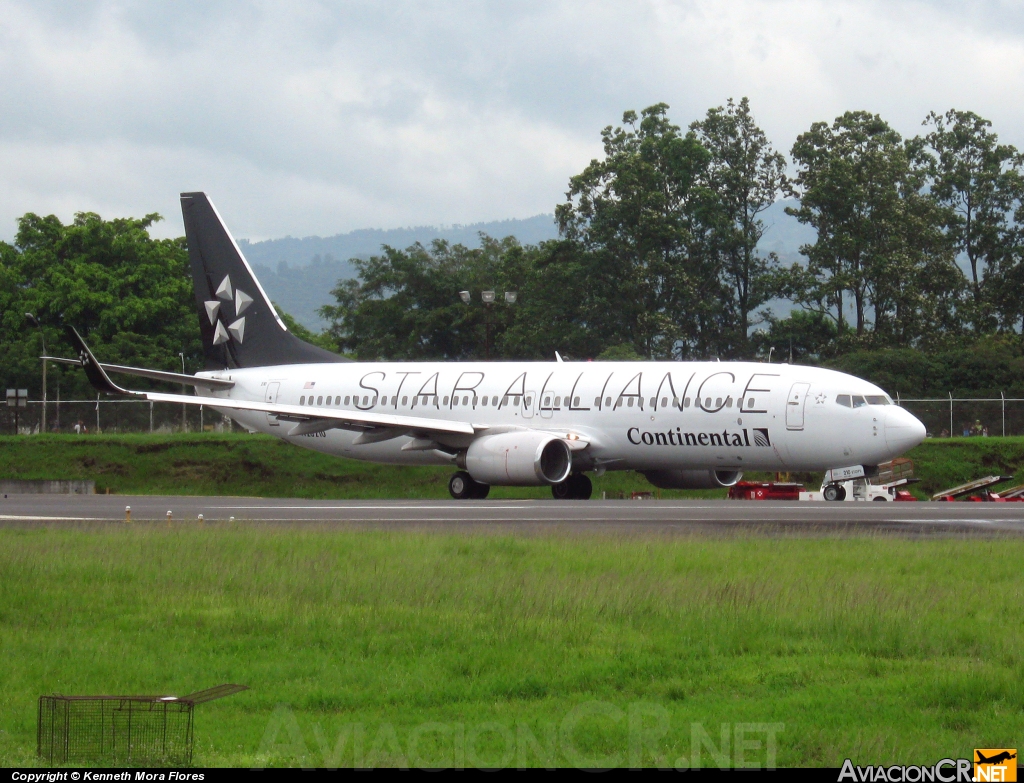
[180,192,343,369]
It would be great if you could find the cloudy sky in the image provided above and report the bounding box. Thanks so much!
[1,0,1022,242]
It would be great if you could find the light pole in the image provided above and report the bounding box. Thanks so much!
[25,313,46,433]
[768,346,775,363]
[179,352,187,433]
[460,290,517,360]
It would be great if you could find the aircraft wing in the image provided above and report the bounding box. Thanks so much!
[64,325,476,439]
[141,390,476,436]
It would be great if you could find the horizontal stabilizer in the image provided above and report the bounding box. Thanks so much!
[44,356,234,390]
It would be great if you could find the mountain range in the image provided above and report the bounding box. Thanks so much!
[241,201,814,330]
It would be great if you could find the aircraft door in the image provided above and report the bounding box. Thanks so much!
[521,390,536,419]
[265,382,281,426]
[786,382,810,430]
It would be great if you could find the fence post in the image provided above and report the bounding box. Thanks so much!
[949,392,953,437]
[95,393,100,433]
[1002,391,1006,437]
[150,401,154,434]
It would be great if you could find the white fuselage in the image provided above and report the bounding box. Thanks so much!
[196,360,926,475]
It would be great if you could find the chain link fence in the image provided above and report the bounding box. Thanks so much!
[0,399,237,435]
[894,394,1024,438]
[3,394,1024,438]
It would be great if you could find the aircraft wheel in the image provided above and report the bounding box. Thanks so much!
[471,482,491,500]
[449,471,483,500]
[551,474,592,500]
[823,484,846,502]
[571,473,593,500]
[551,479,574,500]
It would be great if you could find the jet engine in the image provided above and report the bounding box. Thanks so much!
[462,431,573,486]
[641,469,743,490]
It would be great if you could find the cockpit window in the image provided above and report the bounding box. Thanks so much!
[852,395,867,408]
[836,394,851,408]
[865,395,890,405]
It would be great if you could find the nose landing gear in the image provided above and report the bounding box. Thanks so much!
[551,473,593,500]
[448,471,490,499]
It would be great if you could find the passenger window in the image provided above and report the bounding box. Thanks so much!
[443,396,450,405]
[865,395,889,405]
[513,395,520,405]
[309,397,316,406]
[726,397,732,408]
[482,397,488,406]
[463,396,470,406]
[524,396,531,406]
[574,396,580,407]
[705,398,712,408]
[715,398,722,407]
[363,396,369,406]
[544,396,551,406]
[606,397,612,407]
[402,396,408,406]
[453,397,459,407]
[649,397,656,407]
[836,394,852,408]
[300,396,305,405]
[661,397,668,407]
[852,395,867,408]
[492,396,498,406]
[684,398,691,408]
[335,396,341,405]
[594,397,601,407]
[627,398,634,408]
[503,395,510,406]
[344,396,350,405]
[555,396,562,407]
[314,396,320,405]
[746,398,754,408]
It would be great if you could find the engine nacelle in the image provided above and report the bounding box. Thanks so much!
[464,431,573,486]
[641,469,743,490]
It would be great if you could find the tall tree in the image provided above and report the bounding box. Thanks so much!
[691,97,788,356]
[923,109,1023,328]
[786,111,960,342]
[319,236,526,360]
[556,103,725,359]
[0,211,202,401]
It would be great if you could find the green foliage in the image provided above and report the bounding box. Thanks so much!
[924,109,1024,329]
[1,527,1022,766]
[0,212,201,400]
[274,304,340,353]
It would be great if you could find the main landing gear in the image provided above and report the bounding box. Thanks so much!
[448,471,490,500]
[551,473,593,500]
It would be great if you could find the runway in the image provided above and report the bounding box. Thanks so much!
[1,494,1023,535]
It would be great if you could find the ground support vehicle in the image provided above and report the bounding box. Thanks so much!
[932,475,1014,502]
[728,481,804,500]
[800,459,918,502]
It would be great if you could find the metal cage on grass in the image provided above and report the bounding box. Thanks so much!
[38,684,247,766]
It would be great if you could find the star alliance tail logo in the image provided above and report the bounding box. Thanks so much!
[204,274,253,345]
[752,428,771,447]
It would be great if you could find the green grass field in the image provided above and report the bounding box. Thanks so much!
[1,525,1021,768]
[2,432,1024,499]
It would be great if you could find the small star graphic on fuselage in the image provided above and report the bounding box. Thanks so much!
[815,393,827,404]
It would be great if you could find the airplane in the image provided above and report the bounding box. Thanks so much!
[57,192,927,500]
[976,751,1016,765]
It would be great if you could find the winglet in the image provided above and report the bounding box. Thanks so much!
[64,326,135,396]
[555,351,564,363]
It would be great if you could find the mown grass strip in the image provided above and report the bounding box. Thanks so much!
[2,433,1024,500]
[1,526,1020,766]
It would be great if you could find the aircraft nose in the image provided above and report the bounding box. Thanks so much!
[884,406,926,454]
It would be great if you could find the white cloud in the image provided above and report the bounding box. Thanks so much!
[0,0,1022,242]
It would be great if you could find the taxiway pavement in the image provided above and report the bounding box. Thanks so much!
[1,494,1022,535]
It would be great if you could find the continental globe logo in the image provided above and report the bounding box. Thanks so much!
[204,274,253,345]
[974,750,1017,782]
